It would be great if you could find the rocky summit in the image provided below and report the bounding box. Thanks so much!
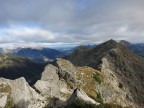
[0,40,144,108]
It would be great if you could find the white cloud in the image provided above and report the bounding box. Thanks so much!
[116,25,128,35]
[0,27,56,43]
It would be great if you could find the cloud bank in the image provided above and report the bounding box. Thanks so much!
[0,0,144,48]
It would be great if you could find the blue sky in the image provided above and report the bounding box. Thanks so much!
[0,0,144,48]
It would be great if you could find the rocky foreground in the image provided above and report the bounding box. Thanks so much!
[0,57,137,108]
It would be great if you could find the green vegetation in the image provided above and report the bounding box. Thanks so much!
[4,99,13,108]
[96,93,104,108]
[93,72,101,84]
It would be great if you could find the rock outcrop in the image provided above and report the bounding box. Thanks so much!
[56,58,77,84]
[34,58,100,108]
[67,88,99,105]
[34,58,78,98]
[0,77,47,108]
[34,64,71,100]
[41,64,58,81]
[10,77,44,108]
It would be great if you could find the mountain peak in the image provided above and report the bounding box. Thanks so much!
[95,39,119,50]
[67,39,140,70]
[119,40,132,47]
[107,39,117,43]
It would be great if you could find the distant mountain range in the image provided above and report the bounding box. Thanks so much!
[0,45,96,63]
[119,40,144,58]
[1,47,66,63]
[57,44,96,54]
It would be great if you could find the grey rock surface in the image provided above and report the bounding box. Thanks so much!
[41,64,58,81]
[0,77,47,108]
[56,58,76,84]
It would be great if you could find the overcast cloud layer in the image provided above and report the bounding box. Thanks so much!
[0,0,144,48]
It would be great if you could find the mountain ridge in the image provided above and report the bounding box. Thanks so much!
[67,39,144,107]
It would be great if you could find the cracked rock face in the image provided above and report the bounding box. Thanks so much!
[35,58,77,100]
[35,64,60,98]
[34,63,72,103]
[56,58,77,84]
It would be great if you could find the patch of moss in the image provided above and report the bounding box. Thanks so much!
[93,72,102,84]
[96,93,104,108]
[0,85,11,93]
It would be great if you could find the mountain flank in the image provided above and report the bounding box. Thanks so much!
[0,54,45,85]
[67,39,144,107]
